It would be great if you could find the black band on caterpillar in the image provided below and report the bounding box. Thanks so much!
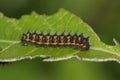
[21,32,90,51]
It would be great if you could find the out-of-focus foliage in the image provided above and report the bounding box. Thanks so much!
[0,58,118,80]
[0,0,120,80]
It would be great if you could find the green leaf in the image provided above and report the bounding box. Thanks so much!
[0,9,120,63]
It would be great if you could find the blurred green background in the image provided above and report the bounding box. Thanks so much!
[0,0,120,80]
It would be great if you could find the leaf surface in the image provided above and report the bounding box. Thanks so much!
[0,9,120,63]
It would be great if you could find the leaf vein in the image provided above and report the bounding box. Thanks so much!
[91,47,120,57]
[0,40,20,43]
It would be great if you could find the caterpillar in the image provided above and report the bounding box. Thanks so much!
[21,32,90,51]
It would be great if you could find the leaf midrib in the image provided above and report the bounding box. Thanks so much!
[0,39,120,58]
[91,47,120,57]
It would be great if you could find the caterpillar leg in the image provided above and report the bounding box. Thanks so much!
[21,41,28,46]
